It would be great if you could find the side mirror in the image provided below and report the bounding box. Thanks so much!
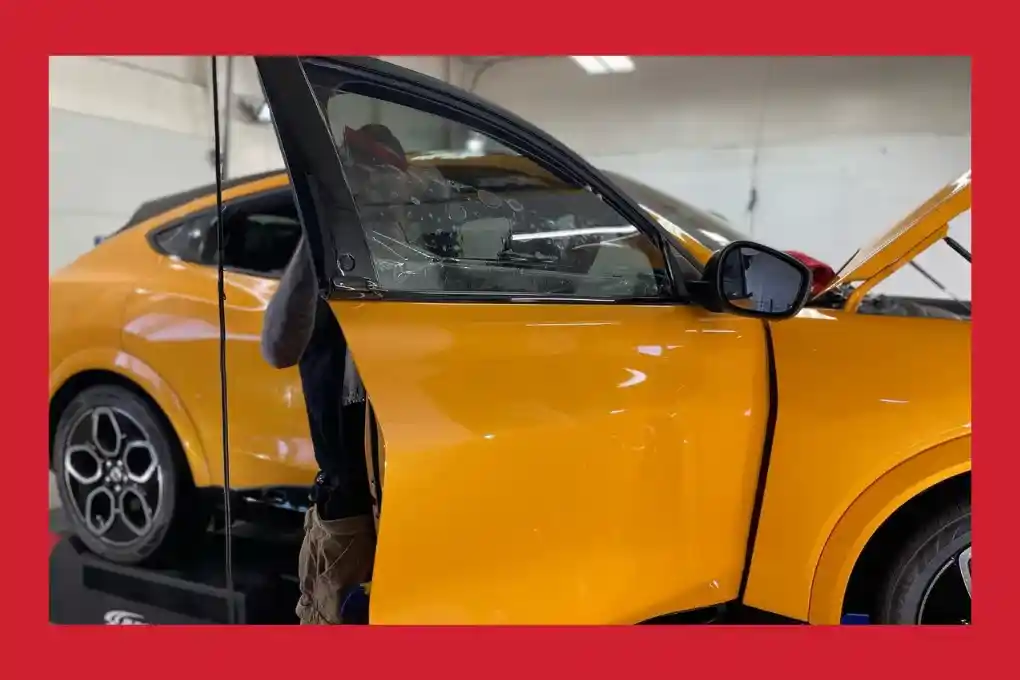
[689,241,812,320]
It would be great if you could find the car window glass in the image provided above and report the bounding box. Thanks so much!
[154,219,207,262]
[154,201,303,278]
[318,88,673,300]
[602,171,751,252]
[219,212,302,276]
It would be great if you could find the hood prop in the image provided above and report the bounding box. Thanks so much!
[907,258,970,316]
[943,235,971,264]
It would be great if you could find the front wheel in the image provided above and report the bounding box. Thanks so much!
[878,500,971,624]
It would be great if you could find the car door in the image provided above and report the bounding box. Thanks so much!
[121,191,318,491]
[256,56,772,624]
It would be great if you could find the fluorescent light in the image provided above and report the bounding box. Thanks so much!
[511,226,637,241]
[570,56,609,74]
[598,56,635,72]
[569,56,635,75]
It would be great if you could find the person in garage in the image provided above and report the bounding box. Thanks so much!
[260,123,412,625]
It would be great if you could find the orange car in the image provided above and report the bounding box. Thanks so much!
[50,56,970,625]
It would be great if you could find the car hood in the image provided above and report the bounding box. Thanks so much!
[819,170,971,298]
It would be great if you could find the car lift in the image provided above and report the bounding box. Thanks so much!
[49,502,865,626]
[48,507,322,625]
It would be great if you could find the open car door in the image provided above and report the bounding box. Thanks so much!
[255,56,776,625]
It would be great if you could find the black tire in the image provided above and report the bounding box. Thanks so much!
[877,499,971,624]
[52,384,209,565]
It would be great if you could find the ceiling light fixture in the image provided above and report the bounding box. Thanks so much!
[569,56,636,75]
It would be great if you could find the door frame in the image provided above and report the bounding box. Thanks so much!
[254,56,706,303]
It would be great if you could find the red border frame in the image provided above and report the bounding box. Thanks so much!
[6,0,1007,673]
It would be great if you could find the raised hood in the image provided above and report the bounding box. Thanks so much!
[821,170,971,299]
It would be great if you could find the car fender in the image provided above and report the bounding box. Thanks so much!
[742,311,970,620]
[49,347,211,487]
[807,434,971,624]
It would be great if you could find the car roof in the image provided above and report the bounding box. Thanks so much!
[123,169,286,228]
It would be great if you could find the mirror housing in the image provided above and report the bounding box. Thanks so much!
[688,241,812,320]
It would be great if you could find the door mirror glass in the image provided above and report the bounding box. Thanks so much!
[718,245,810,316]
[692,241,812,320]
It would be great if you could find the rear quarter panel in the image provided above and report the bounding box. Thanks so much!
[743,309,971,621]
[49,227,218,486]
[49,230,149,394]
[119,260,317,490]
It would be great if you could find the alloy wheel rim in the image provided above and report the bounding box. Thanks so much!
[62,406,164,546]
[917,545,971,625]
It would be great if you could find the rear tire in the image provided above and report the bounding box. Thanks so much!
[877,499,971,624]
[53,385,209,565]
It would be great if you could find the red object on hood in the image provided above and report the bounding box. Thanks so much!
[342,125,409,170]
[785,250,837,297]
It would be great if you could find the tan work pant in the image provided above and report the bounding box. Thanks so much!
[295,508,375,624]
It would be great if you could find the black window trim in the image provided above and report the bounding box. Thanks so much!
[297,60,697,306]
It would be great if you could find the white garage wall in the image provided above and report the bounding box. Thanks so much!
[473,56,971,299]
[48,56,455,272]
[49,109,216,270]
[49,57,270,271]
